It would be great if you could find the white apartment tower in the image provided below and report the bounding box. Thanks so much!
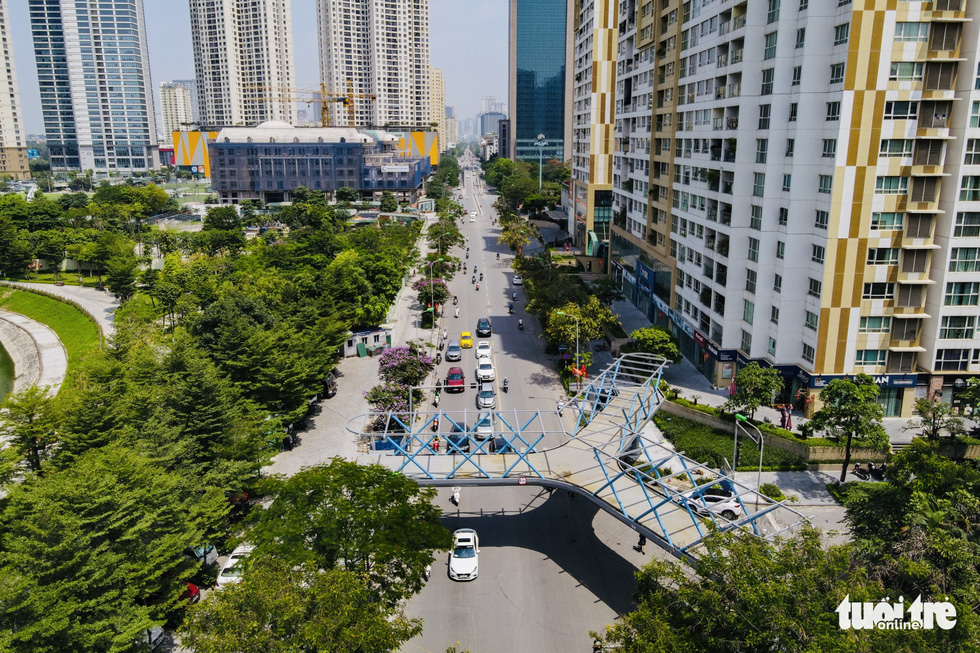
[189,0,296,127]
[0,0,28,179]
[609,0,980,418]
[30,0,159,173]
[430,66,446,151]
[160,82,195,138]
[317,0,430,130]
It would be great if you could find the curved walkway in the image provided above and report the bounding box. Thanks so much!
[3,281,118,335]
[0,309,68,395]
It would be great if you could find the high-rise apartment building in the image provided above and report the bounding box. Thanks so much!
[482,96,505,114]
[430,66,447,151]
[30,0,158,173]
[609,0,980,418]
[189,0,296,128]
[480,111,506,139]
[509,0,573,162]
[317,0,430,130]
[569,0,617,256]
[445,113,458,148]
[160,82,195,137]
[0,0,29,179]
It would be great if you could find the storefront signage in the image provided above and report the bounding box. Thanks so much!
[382,165,409,173]
[810,374,917,389]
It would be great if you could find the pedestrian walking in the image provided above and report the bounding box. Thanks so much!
[636,533,646,554]
[778,405,787,429]
[785,405,793,430]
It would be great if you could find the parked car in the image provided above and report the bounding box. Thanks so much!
[216,544,254,588]
[679,489,743,521]
[323,371,338,398]
[475,341,492,359]
[448,528,480,581]
[184,543,218,567]
[476,317,492,337]
[512,274,523,285]
[183,581,201,603]
[477,382,496,409]
[476,361,495,382]
[446,367,466,392]
[460,332,473,348]
[446,339,462,361]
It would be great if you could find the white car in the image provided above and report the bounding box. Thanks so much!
[448,528,480,581]
[474,411,494,441]
[679,490,743,521]
[476,360,495,382]
[512,275,523,285]
[475,341,492,359]
[477,382,496,409]
[216,544,254,587]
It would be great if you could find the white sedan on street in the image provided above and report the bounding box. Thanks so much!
[476,360,495,382]
[448,529,480,581]
[216,544,254,588]
[512,274,523,285]
[475,341,492,359]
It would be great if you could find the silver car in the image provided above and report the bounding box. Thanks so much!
[477,383,496,409]
[445,339,462,361]
[679,490,743,521]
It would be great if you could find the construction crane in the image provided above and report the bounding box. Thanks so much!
[244,82,376,128]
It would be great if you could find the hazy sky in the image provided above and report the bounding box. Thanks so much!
[8,0,507,135]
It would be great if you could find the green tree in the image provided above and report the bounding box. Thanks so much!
[248,459,451,608]
[589,277,626,306]
[335,186,359,203]
[904,398,966,440]
[724,361,784,419]
[380,190,398,212]
[0,215,32,277]
[801,374,889,482]
[0,446,228,653]
[105,249,138,300]
[202,206,241,232]
[626,326,680,362]
[544,297,616,364]
[0,386,56,473]
[497,221,534,255]
[181,561,422,653]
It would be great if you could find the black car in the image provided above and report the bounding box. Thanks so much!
[476,317,492,337]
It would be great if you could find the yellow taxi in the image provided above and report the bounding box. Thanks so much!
[460,332,473,348]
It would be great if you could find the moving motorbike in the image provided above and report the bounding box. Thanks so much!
[508,303,514,314]
[518,319,524,330]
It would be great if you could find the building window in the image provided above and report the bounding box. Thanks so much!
[765,33,778,60]
[822,139,837,158]
[771,305,780,323]
[875,176,909,194]
[782,174,792,191]
[786,139,795,157]
[973,102,980,128]
[889,62,924,82]
[815,210,829,229]
[768,0,780,23]
[753,173,765,197]
[895,22,929,42]
[818,175,833,194]
[940,316,976,339]
[808,278,822,297]
[746,269,757,293]
[936,349,971,371]
[884,101,918,119]
[945,281,980,305]
[830,62,845,84]
[826,102,841,121]
[863,282,895,299]
[796,28,806,48]
[761,68,774,95]
[949,248,980,272]
[768,338,777,355]
[812,245,825,263]
[779,207,789,225]
[750,205,763,230]
[872,212,905,230]
[759,104,771,129]
[805,310,819,330]
[792,66,802,86]
[774,274,782,293]
[859,316,892,333]
[960,176,980,201]
[777,241,786,259]
[868,248,900,265]
[748,237,760,262]
[802,343,815,363]
[954,212,980,237]
[800,0,808,9]
[965,139,980,165]
[743,299,755,324]
[756,139,768,163]
[741,329,752,353]
[880,139,913,158]
[856,350,887,366]
[789,103,798,121]
[834,24,850,46]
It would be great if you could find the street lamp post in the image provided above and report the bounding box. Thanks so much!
[426,258,445,343]
[733,413,764,507]
[556,310,580,391]
[534,133,548,192]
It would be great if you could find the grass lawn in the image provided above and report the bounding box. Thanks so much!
[0,288,101,370]
[11,272,104,288]
[654,412,806,471]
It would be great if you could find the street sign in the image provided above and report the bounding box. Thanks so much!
[518,476,527,486]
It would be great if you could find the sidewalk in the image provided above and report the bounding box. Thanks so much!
[2,281,118,335]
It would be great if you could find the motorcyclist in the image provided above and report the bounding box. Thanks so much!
[508,303,513,314]
[455,307,460,318]
[479,272,483,281]
[519,318,524,329]
[496,252,500,260]
[512,291,517,301]
[472,275,476,284]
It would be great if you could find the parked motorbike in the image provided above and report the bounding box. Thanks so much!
[853,463,870,480]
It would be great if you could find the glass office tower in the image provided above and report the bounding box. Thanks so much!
[510,0,567,162]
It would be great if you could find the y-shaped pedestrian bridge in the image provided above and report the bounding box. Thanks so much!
[348,353,808,558]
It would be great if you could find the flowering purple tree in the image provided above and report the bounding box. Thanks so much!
[376,345,434,387]
[364,382,412,413]
[411,278,450,306]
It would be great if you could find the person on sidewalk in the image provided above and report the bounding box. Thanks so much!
[785,406,793,430]
[779,405,787,429]
[635,534,646,554]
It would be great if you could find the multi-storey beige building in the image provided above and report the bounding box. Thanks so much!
[160,82,195,138]
[0,0,28,179]
[608,0,980,417]
[189,0,296,127]
[317,0,430,130]
[430,66,447,151]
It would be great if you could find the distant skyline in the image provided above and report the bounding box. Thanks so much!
[9,0,506,136]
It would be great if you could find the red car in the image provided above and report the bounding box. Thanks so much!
[446,367,465,392]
